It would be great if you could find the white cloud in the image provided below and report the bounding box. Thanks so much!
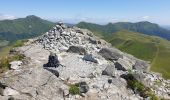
[142,16,150,20]
[0,14,16,20]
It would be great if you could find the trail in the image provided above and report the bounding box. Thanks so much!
[150,43,159,70]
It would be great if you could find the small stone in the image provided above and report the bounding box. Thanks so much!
[108,79,112,84]
[9,61,22,70]
[83,54,98,63]
[64,89,69,96]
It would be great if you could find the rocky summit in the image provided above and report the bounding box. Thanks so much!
[0,22,169,100]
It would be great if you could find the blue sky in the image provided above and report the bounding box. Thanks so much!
[0,0,170,25]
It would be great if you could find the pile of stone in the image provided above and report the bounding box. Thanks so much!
[37,22,105,53]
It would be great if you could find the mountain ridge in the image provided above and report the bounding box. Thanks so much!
[77,21,170,40]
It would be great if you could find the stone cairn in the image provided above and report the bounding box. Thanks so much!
[37,22,101,53]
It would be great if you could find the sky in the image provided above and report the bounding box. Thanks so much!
[0,0,170,25]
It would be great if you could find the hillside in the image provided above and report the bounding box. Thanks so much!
[77,21,170,40]
[107,30,170,79]
[77,22,170,79]
[0,15,55,42]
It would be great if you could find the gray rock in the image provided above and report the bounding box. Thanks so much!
[83,54,98,63]
[114,62,127,71]
[102,64,115,77]
[89,37,97,44]
[67,46,87,55]
[78,82,89,93]
[99,48,123,61]
[133,60,149,71]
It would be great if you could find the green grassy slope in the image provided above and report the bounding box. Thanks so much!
[107,30,170,79]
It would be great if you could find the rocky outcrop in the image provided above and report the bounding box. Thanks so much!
[99,48,123,61]
[67,46,87,55]
[0,22,169,100]
[82,54,98,63]
[102,64,115,77]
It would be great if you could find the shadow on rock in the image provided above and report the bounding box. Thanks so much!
[44,68,59,77]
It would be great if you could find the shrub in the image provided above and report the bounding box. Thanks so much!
[69,85,80,95]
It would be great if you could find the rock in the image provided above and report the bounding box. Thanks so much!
[43,52,60,68]
[99,48,123,61]
[89,37,97,44]
[9,61,22,70]
[82,54,98,63]
[8,97,15,100]
[58,46,68,52]
[9,48,18,55]
[117,58,133,70]
[3,87,19,96]
[63,89,69,96]
[133,60,149,71]
[77,82,89,93]
[108,79,112,84]
[0,82,7,95]
[114,62,127,71]
[67,46,87,55]
[102,64,115,77]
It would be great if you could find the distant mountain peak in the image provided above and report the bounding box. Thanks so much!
[26,15,41,19]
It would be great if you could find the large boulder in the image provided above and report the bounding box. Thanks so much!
[99,48,123,61]
[102,64,115,77]
[44,53,60,68]
[82,54,98,63]
[67,46,87,55]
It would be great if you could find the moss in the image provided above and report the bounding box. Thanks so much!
[69,85,80,95]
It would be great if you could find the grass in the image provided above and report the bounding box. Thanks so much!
[11,39,28,47]
[0,39,27,58]
[69,85,80,95]
[106,30,170,79]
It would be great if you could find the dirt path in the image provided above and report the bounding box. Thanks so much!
[150,43,159,70]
